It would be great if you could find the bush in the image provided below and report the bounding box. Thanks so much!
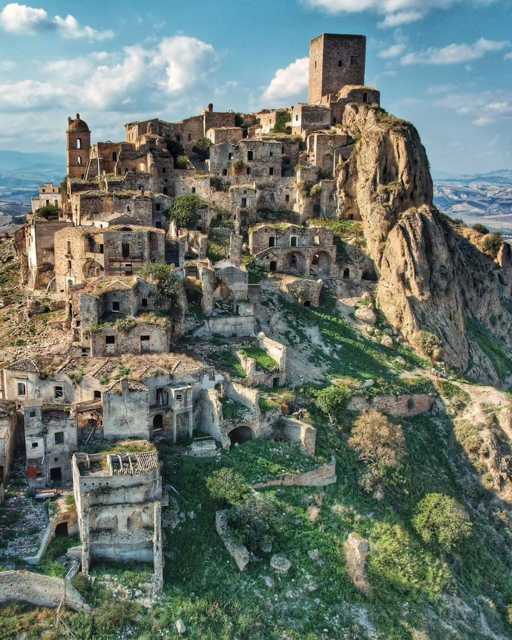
[228,496,277,553]
[165,137,184,158]
[315,384,352,425]
[175,155,190,169]
[140,263,181,310]
[35,204,59,219]
[419,330,442,360]
[482,233,503,258]
[473,223,489,235]
[413,492,472,551]
[207,468,251,506]
[348,410,405,469]
[167,194,205,229]
[192,136,212,161]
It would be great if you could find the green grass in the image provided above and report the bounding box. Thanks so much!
[239,346,278,372]
[208,347,246,378]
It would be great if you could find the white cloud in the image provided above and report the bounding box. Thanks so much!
[378,43,407,59]
[505,52,512,60]
[303,0,498,28]
[0,35,219,113]
[434,89,512,126]
[401,38,509,65]
[153,36,216,93]
[262,57,309,104]
[53,14,113,41]
[0,3,113,40]
[0,2,48,33]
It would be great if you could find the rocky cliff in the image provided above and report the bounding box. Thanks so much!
[337,104,512,384]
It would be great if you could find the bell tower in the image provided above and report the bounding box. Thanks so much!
[67,114,91,179]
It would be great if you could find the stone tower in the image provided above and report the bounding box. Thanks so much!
[66,114,91,179]
[308,34,366,105]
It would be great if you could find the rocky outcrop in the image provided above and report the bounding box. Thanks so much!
[337,103,512,384]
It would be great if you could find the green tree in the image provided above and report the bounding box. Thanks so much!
[207,467,251,506]
[167,194,205,229]
[140,262,181,310]
[315,384,352,425]
[413,492,472,551]
[192,136,212,161]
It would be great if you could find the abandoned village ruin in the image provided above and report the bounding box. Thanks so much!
[7,26,512,633]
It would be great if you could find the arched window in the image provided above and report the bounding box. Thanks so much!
[76,138,81,149]
[76,156,82,166]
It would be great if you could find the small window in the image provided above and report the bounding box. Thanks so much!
[76,138,81,149]
[222,169,228,176]
[17,382,26,396]
[269,237,275,248]
[112,151,117,161]
[270,151,273,157]
[228,152,233,160]
[112,301,120,312]
[338,60,342,67]
[94,390,101,400]
[295,115,299,122]
[188,133,192,141]
[141,298,148,307]
[241,197,247,208]
[247,150,254,161]
[363,92,368,104]
[162,167,166,174]
[156,203,161,211]
[192,187,196,194]
[246,167,251,175]
[141,335,150,341]
[76,156,82,166]
[66,240,71,254]
[54,431,64,445]
[105,335,115,344]
[54,386,63,399]
[290,236,298,248]
[31,441,38,449]
[269,167,274,176]
[29,410,36,417]
[285,194,290,203]
[122,243,130,258]
[176,393,183,401]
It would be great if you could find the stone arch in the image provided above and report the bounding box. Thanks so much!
[286,251,306,275]
[228,425,254,446]
[310,250,331,276]
[83,259,104,279]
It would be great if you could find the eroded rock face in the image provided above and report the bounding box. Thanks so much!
[338,103,512,384]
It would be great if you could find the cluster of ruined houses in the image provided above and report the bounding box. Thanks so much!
[0,33,378,593]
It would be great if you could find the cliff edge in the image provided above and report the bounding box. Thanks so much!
[338,103,512,384]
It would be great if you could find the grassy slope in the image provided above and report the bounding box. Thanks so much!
[2,298,512,639]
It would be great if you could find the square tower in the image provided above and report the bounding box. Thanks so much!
[309,34,366,105]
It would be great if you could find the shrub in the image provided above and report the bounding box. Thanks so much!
[482,233,503,258]
[192,136,212,161]
[210,176,228,192]
[167,194,204,229]
[473,223,489,235]
[175,155,190,169]
[35,204,59,219]
[140,262,181,310]
[348,410,405,469]
[419,330,442,360]
[115,316,137,333]
[315,384,352,425]
[207,468,251,506]
[413,492,472,551]
[233,160,245,175]
[271,110,289,134]
[165,137,184,158]
[228,496,277,553]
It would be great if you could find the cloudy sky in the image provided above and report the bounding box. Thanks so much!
[0,0,511,175]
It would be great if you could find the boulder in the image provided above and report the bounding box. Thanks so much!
[354,306,377,325]
[344,532,370,595]
[270,554,292,574]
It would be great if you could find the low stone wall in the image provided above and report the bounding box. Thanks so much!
[0,570,90,612]
[215,510,250,572]
[348,393,433,417]
[253,459,336,489]
[194,315,255,338]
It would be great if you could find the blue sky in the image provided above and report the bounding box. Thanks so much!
[0,0,511,175]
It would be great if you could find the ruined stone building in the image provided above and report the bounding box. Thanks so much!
[54,225,166,293]
[72,445,163,594]
[0,401,16,503]
[31,183,62,214]
[249,223,336,277]
[24,402,77,487]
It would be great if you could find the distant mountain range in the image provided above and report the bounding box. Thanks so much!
[434,169,512,237]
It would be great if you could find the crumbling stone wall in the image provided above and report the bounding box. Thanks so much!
[0,571,90,612]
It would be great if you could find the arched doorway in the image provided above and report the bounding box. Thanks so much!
[153,414,163,430]
[229,425,253,446]
[310,251,331,276]
[55,522,68,537]
[286,251,306,275]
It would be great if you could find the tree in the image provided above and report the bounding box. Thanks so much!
[207,467,251,506]
[315,384,352,425]
[165,137,184,158]
[473,223,489,235]
[413,493,472,551]
[482,233,503,258]
[167,194,205,229]
[140,263,181,310]
[192,136,212,161]
[35,204,59,219]
[348,410,405,469]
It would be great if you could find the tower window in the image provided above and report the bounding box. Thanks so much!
[76,138,81,149]
[76,156,82,166]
